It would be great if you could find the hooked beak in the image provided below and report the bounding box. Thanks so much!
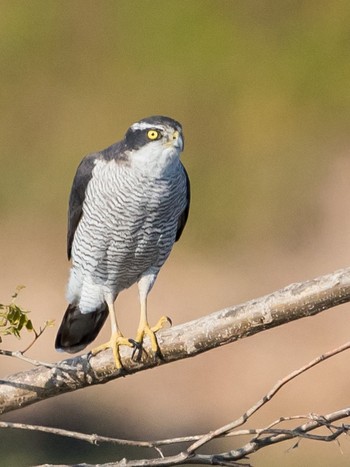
[171,130,184,151]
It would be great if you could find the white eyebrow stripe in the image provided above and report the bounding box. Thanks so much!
[131,122,165,131]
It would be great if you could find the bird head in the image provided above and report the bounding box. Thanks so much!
[124,116,184,171]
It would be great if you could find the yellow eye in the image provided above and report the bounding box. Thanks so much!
[147,129,160,140]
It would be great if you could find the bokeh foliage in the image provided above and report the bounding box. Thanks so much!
[2,1,350,254]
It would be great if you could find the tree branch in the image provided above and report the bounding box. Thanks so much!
[1,267,350,415]
[0,348,75,370]
[183,339,350,455]
[32,407,350,467]
[3,340,350,458]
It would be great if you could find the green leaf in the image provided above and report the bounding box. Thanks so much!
[25,319,34,331]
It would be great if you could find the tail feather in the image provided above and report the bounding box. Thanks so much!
[55,302,109,353]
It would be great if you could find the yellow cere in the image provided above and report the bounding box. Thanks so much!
[147,129,160,140]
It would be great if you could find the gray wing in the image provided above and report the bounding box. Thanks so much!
[67,153,98,260]
[175,164,190,242]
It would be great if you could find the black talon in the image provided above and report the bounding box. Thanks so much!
[130,339,145,361]
[118,367,128,377]
[155,348,165,361]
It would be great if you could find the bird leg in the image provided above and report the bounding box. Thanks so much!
[91,303,133,369]
[132,299,171,362]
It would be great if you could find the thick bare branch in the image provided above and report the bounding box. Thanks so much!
[1,267,350,415]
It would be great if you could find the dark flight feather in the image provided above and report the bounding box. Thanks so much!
[176,165,190,242]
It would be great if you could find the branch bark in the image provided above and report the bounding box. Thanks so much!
[1,267,350,415]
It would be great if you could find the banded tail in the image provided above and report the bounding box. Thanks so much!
[55,302,109,353]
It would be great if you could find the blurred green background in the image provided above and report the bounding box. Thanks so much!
[3,0,350,251]
[2,1,350,466]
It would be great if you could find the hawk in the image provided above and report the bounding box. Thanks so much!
[55,116,190,368]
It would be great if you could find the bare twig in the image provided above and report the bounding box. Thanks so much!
[215,408,350,462]
[0,414,337,449]
[185,339,350,455]
[20,320,54,354]
[0,349,75,371]
[0,420,158,449]
[33,409,350,466]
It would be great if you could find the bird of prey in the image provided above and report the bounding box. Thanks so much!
[55,115,190,368]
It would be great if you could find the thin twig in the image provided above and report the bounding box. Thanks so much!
[0,349,75,371]
[21,323,46,354]
[33,411,350,467]
[185,340,350,455]
[0,414,336,448]
[217,407,350,462]
[0,421,159,449]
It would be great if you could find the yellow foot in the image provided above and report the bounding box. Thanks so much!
[91,332,134,369]
[133,316,172,361]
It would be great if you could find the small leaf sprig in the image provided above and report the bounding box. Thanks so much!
[0,286,54,352]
